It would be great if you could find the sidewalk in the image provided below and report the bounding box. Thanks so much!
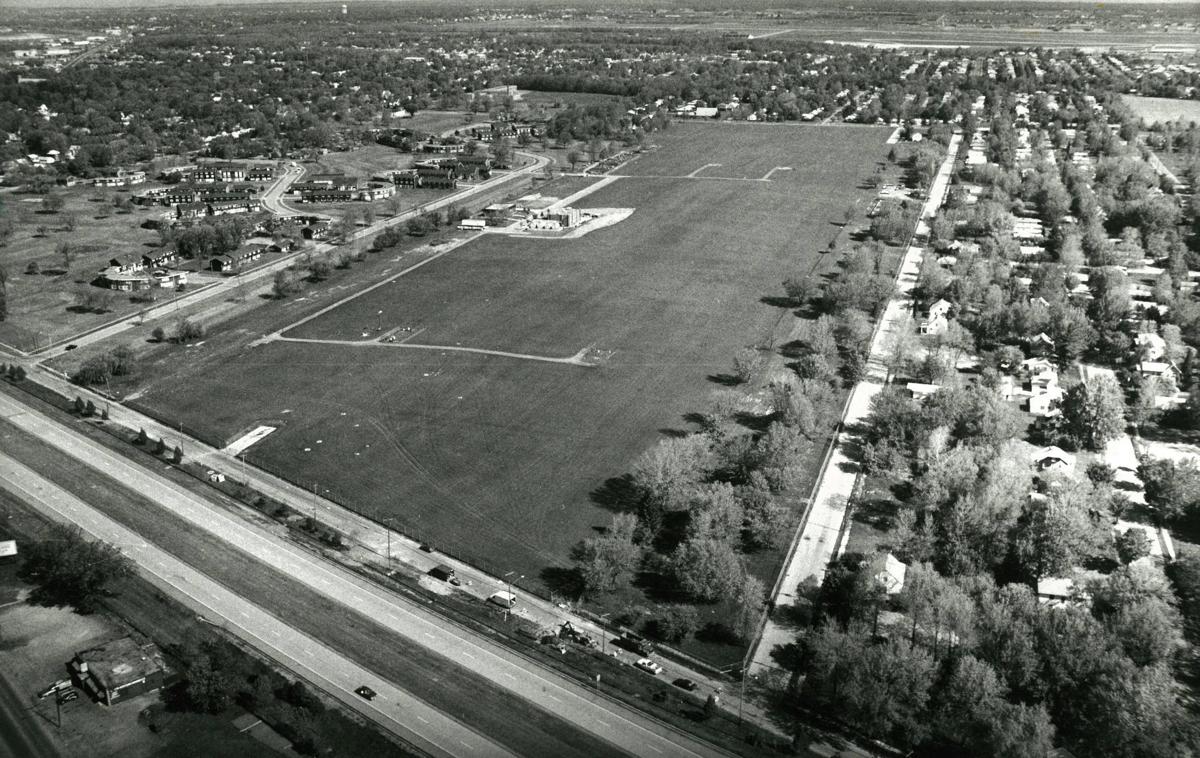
[749,133,962,677]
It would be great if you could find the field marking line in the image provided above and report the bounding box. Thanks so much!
[272,233,482,340]
[397,327,427,344]
[686,163,721,178]
[274,336,598,367]
[760,166,793,181]
[605,173,767,183]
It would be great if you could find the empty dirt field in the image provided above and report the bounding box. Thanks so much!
[134,123,892,586]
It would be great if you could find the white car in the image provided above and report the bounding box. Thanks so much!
[634,658,663,676]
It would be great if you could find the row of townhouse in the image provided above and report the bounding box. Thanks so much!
[175,199,261,219]
[135,183,258,207]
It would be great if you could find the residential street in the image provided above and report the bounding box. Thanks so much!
[0,389,730,758]
[749,133,962,676]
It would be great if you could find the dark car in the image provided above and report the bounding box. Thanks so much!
[64,344,78,351]
[354,685,377,701]
[673,678,699,691]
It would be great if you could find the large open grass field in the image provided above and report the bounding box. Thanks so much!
[1124,95,1200,126]
[135,123,891,597]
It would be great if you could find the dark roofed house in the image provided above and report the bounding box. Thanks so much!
[142,249,178,269]
[301,221,331,240]
[70,637,166,706]
[108,254,145,274]
[176,202,208,220]
[207,200,259,216]
[246,165,274,181]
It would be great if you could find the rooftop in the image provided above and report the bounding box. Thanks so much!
[77,637,164,692]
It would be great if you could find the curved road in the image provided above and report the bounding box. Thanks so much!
[0,391,730,758]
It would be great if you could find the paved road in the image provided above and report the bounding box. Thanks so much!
[20,358,749,724]
[750,133,962,675]
[259,162,309,217]
[23,150,549,362]
[0,451,512,758]
[0,671,60,758]
[0,391,730,758]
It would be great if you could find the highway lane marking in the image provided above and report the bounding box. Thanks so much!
[597,719,611,728]
[5,409,712,758]
[646,745,663,754]
[416,716,429,724]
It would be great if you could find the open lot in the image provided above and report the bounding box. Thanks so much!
[1123,95,1200,126]
[134,124,891,611]
[0,185,173,351]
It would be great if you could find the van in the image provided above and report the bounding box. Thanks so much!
[488,591,517,609]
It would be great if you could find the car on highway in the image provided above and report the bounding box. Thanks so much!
[672,678,698,691]
[635,658,664,676]
[64,344,78,351]
[354,685,377,701]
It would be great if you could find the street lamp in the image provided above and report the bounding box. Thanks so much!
[598,612,610,655]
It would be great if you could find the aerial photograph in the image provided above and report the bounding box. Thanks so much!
[0,0,1199,756]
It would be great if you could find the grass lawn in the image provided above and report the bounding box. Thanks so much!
[1123,95,1200,126]
[404,110,475,137]
[0,185,174,351]
[132,123,893,663]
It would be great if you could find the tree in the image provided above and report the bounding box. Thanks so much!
[405,216,432,236]
[630,435,713,532]
[19,524,134,612]
[41,193,64,213]
[800,625,936,749]
[175,318,205,343]
[734,573,766,641]
[272,269,301,299]
[671,538,744,602]
[566,148,582,171]
[1166,553,1200,643]
[731,347,762,384]
[685,483,743,543]
[1139,457,1200,522]
[185,653,237,713]
[1012,485,1103,583]
[1062,375,1126,451]
[782,274,815,307]
[653,606,699,642]
[1115,528,1152,565]
[577,513,642,595]
[173,445,184,464]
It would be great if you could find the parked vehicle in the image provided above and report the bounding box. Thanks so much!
[635,658,664,676]
[488,591,517,609]
[429,564,460,585]
[37,680,71,699]
[673,678,698,691]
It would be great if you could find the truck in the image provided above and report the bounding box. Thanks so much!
[429,564,461,585]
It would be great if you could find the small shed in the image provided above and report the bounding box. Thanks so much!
[70,637,166,706]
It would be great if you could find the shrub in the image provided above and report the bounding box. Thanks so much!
[151,326,166,342]
[24,261,39,275]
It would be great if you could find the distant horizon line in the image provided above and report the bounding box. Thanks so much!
[6,0,1200,9]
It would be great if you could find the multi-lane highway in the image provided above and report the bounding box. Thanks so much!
[0,451,514,758]
[0,389,730,758]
